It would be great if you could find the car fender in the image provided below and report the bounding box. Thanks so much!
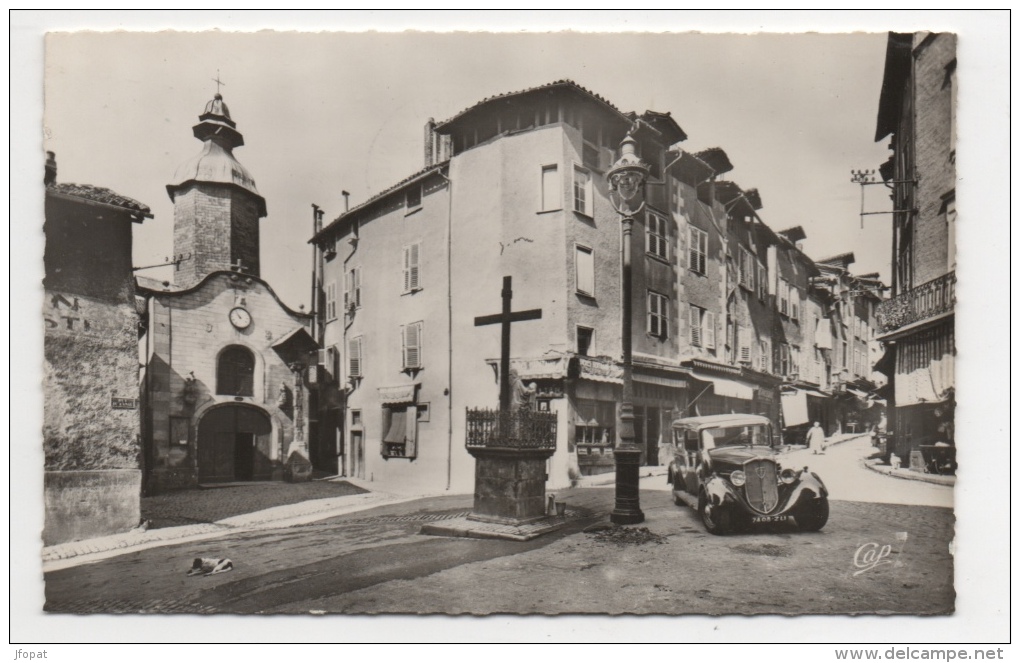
[779,472,828,512]
[701,474,741,507]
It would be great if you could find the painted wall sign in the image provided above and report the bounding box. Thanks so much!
[111,397,139,410]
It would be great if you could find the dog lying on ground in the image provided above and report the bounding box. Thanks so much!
[186,557,233,576]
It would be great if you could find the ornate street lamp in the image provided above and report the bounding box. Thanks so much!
[606,130,648,525]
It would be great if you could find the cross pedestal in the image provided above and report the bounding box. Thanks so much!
[456,276,561,533]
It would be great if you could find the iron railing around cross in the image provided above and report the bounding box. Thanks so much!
[465,407,558,450]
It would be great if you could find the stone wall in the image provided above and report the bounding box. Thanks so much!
[172,184,262,288]
[43,470,142,545]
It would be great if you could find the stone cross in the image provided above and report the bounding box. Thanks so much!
[474,275,542,411]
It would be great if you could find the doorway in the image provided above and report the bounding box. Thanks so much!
[198,405,272,483]
[350,430,365,479]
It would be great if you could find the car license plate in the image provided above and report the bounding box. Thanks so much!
[752,515,789,523]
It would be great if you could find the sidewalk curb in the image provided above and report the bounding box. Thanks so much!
[571,467,669,488]
[41,491,431,573]
[863,459,956,487]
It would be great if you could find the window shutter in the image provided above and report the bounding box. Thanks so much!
[541,165,560,211]
[689,306,702,347]
[404,405,418,458]
[678,218,688,268]
[403,322,422,369]
[403,243,421,292]
[344,270,351,309]
[576,246,594,295]
[760,340,771,372]
[704,311,716,349]
[349,337,362,377]
[354,268,362,307]
[739,326,751,363]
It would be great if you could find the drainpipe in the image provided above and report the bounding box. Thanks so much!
[437,167,453,491]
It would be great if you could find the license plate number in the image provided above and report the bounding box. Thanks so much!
[752,515,789,523]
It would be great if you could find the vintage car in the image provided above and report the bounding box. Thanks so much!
[667,414,829,534]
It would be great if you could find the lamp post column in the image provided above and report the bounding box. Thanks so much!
[612,214,644,524]
[607,132,647,525]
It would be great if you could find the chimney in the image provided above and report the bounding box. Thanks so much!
[424,118,436,167]
[44,151,56,186]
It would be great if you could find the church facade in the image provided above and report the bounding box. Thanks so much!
[139,93,316,495]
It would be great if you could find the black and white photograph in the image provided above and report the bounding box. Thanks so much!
[11,10,1009,649]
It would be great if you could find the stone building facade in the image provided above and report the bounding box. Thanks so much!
[873,32,957,470]
[43,153,152,544]
[309,80,882,495]
[139,94,315,494]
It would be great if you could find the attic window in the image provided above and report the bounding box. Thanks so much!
[406,185,422,212]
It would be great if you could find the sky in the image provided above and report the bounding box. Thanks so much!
[42,29,896,309]
[13,10,1012,647]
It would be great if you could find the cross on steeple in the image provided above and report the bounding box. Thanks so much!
[474,276,543,411]
[212,70,226,95]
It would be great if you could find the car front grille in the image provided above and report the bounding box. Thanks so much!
[743,458,779,513]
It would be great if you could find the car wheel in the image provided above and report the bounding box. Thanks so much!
[796,498,830,532]
[699,494,730,535]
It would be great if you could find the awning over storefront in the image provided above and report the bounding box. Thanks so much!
[634,373,687,389]
[690,372,755,400]
[781,390,810,427]
[378,384,416,405]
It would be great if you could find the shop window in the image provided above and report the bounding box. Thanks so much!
[575,399,616,447]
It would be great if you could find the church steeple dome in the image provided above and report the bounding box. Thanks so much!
[166,89,267,287]
[166,92,266,216]
[192,92,245,149]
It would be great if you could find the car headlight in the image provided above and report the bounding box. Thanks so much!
[779,468,797,484]
[730,470,746,486]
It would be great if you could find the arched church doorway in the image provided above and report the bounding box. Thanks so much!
[197,405,273,483]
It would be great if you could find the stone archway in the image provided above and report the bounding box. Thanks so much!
[197,405,273,483]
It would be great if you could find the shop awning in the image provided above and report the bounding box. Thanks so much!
[378,384,416,405]
[781,390,810,427]
[690,372,755,400]
[634,374,687,389]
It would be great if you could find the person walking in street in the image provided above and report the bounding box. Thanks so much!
[807,421,826,455]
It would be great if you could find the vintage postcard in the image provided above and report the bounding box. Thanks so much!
[13,11,1009,648]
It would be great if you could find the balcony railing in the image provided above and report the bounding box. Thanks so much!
[876,271,955,333]
[465,407,557,450]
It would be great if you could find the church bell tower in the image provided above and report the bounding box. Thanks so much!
[166,92,267,287]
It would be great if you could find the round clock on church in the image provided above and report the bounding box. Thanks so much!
[229,307,252,330]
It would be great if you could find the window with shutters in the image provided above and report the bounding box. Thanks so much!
[348,336,363,378]
[575,245,595,296]
[648,291,669,339]
[791,345,801,376]
[402,242,422,294]
[704,311,716,350]
[402,321,423,370]
[381,404,417,459]
[757,262,768,301]
[572,165,593,217]
[779,343,790,376]
[790,286,800,321]
[738,247,753,290]
[325,281,338,321]
[779,278,789,315]
[540,164,561,212]
[646,211,669,260]
[759,339,771,373]
[737,325,752,364]
[689,305,704,347]
[344,266,362,311]
[688,226,708,276]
